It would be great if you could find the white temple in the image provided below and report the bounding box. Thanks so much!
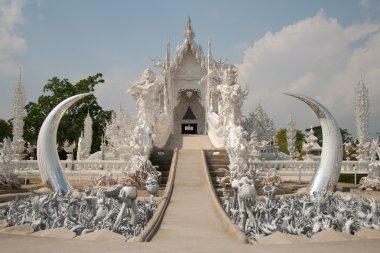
[150,17,237,149]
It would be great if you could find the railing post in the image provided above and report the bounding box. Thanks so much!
[298,165,301,185]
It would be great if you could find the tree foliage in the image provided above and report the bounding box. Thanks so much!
[276,128,304,155]
[305,126,353,146]
[0,119,12,141]
[23,73,112,159]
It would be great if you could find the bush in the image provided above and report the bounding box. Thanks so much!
[338,174,367,184]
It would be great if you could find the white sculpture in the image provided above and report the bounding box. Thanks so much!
[286,94,343,194]
[302,126,322,161]
[146,175,160,201]
[232,177,256,233]
[103,107,135,159]
[359,138,380,190]
[243,103,276,143]
[0,137,20,189]
[355,78,370,162]
[37,93,91,192]
[224,191,380,241]
[216,64,247,127]
[82,112,93,159]
[261,169,283,188]
[286,114,297,158]
[0,186,158,239]
[63,139,76,161]
[128,68,162,127]
[356,141,371,162]
[11,76,27,161]
[26,142,36,160]
[248,130,269,163]
[344,142,354,161]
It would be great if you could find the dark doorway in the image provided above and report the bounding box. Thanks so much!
[182,124,197,134]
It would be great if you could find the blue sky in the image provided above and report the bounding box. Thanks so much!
[1,0,380,138]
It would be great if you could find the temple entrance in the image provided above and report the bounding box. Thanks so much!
[182,123,197,134]
[173,89,205,134]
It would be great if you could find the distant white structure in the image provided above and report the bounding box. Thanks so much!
[302,126,322,161]
[82,112,93,159]
[355,78,369,144]
[243,103,276,143]
[11,75,27,161]
[286,114,296,158]
[355,78,370,162]
[96,107,135,160]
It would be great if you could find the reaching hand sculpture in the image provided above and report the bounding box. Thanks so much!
[0,186,158,239]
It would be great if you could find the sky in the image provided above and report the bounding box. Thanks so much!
[0,0,380,139]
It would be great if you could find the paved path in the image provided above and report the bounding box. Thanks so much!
[151,149,237,246]
[164,134,214,149]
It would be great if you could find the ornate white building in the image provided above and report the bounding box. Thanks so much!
[152,17,233,148]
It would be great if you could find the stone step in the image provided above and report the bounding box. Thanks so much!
[206,158,229,164]
[208,165,229,171]
[209,171,226,177]
[156,165,171,171]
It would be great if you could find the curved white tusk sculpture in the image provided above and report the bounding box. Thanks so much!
[37,93,91,192]
[285,93,343,194]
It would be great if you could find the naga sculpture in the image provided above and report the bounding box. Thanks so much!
[37,93,90,192]
[285,93,343,194]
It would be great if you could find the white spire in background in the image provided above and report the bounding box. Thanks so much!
[355,77,369,144]
[286,114,296,158]
[82,111,93,159]
[11,69,27,160]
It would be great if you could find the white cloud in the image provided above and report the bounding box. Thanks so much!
[238,9,380,137]
[0,0,26,76]
[360,0,370,9]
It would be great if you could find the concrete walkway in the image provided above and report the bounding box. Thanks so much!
[151,149,237,246]
[164,134,214,149]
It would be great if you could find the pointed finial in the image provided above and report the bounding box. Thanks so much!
[18,67,22,85]
[166,37,171,69]
[208,39,212,72]
[184,16,195,41]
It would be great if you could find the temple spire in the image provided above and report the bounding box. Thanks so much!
[11,71,27,160]
[184,16,195,42]
[18,67,22,85]
[166,38,170,70]
[208,40,213,73]
[355,76,369,144]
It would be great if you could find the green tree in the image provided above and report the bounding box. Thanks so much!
[305,126,353,146]
[0,119,12,141]
[276,128,304,155]
[24,73,112,159]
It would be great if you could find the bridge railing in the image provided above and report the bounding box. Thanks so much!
[0,159,371,177]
